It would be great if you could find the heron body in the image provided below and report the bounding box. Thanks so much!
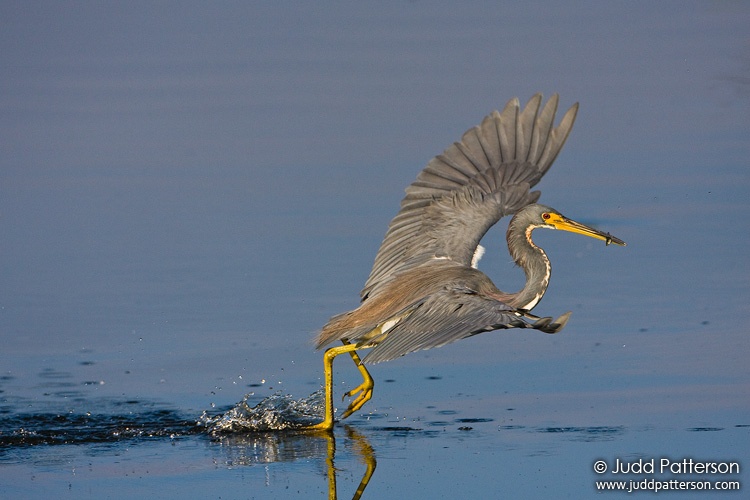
[304,94,625,431]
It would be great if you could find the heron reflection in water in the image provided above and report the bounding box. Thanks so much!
[210,425,375,500]
[305,94,625,431]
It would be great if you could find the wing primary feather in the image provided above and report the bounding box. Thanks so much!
[515,93,542,163]
[477,113,502,167]
[527,93,558,165]
[537,101,578,174]
[497,97,519,162]
[457,128,492,171]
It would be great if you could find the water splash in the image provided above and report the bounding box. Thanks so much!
[199,389,325,433]
[0,389,327,455]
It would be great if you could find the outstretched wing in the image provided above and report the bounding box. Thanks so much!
[360,287,570,364]
[361,94,578,301]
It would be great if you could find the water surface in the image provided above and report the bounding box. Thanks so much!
[2,2,749,498]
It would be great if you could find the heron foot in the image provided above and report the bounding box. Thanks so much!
[337,340,376,420]
[299,419,335,432]
[341,379,374,419]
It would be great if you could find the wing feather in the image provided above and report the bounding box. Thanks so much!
[527,93,557,165]
[361,94,578,301]
[515,93,542,162]
[498,99,519,161]
[477,113,502,167]
[537,102,578,175]
[361,287,558,364]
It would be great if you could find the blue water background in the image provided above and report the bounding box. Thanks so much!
[1,2,748,498]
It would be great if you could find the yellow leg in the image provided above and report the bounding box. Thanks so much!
[301,341,375,431]
[300,342,362,431]
[340,341,374,420]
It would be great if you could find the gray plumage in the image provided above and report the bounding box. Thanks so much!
[361,93,577,300]
[315,94,580,363]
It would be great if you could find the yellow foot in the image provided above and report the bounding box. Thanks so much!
[339,341,375,419]
[341,379,374,419]
[297,419,334,432]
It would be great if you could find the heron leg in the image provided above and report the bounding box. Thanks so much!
[301,342,362,432]
[340,340,374,420]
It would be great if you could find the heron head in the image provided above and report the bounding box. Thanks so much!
[523,204,626,246]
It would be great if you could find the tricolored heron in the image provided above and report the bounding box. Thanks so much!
[305,94,625,431]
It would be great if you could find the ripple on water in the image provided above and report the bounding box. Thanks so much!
[0,407,200,452]
[535,426,625,442]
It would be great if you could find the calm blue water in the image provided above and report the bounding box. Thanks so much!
[2,2,748,498]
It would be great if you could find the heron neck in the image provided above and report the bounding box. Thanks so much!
[506,223,551,311]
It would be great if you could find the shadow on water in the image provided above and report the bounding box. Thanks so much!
[0,405,199,448]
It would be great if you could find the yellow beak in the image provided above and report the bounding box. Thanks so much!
[546,214,626,246]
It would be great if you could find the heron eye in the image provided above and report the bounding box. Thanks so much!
[542,213,551,220]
